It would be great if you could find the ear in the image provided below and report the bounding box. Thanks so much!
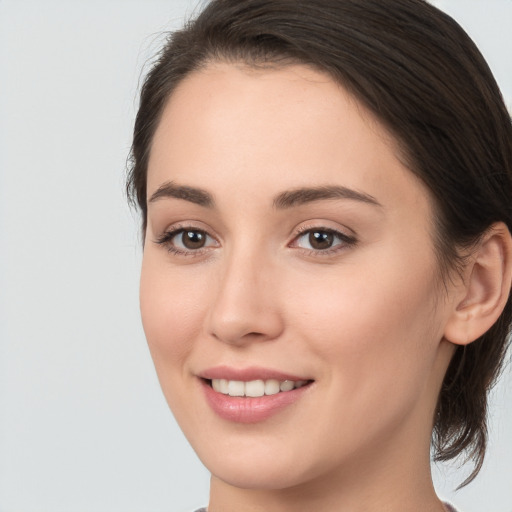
[443,222,512,346]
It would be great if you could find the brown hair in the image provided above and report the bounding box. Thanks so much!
[127,0,512,485]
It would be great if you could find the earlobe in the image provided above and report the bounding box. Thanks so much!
[443,222,512,346]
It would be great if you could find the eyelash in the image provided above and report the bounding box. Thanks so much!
[292,225,357,256]
[154,225,357,257]
[154,225,217,257]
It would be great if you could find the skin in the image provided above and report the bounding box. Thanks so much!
[140,63,464,512]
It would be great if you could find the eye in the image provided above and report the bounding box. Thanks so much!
[174,229,210,250]
[292,228,356,252]
[155,227,218,255]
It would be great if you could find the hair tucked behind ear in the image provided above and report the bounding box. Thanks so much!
[127,0,512,485]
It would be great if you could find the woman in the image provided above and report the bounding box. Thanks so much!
[127,0,512,510]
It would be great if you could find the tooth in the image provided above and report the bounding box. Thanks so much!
[264,379,280,395]
[280,380,294,392]
[212,378,307,396]
[245,380,265,397]
[228,380,245,397]
[219,379,229,394]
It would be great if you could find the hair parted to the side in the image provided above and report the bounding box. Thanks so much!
[127,0,512,486]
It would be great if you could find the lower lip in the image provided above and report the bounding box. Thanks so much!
[201,379,312,423]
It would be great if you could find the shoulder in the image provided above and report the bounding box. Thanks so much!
[193,506,458,512]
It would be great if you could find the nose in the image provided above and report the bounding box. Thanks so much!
[205,250,284,346]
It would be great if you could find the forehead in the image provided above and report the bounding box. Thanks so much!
[147,62,429,218]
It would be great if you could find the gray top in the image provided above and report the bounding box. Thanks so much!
[195,505,458,511]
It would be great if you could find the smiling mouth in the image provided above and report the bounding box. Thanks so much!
[205,378,312,398]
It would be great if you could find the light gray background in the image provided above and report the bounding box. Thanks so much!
[0,1,510,511]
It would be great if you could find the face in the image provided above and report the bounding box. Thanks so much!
[140,63,455,491]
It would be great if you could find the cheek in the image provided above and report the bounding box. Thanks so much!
[281,261,442,463]
[289,253,441,395]
[139,255,207,374]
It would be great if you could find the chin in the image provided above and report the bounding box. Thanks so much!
[192,432,333,491]
[205,456,315,490]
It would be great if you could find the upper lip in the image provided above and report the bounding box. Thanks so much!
[198,365,312,382]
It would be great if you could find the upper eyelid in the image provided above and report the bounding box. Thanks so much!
[295,225,345,235]
[157,222,218,239]
[159,226,217,240]
[292,223,356,239]
[292,228,355,242]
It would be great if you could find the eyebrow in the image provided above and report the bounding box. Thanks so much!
[148,181,214,207]
[148,181,382,210]
[273,185,382,209]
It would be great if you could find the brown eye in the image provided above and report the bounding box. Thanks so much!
[155,227,218,254]
[308,230,334,250]
[178,230,207,249]
[292,228,356,253]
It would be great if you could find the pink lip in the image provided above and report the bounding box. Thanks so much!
[198,366,313,424]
